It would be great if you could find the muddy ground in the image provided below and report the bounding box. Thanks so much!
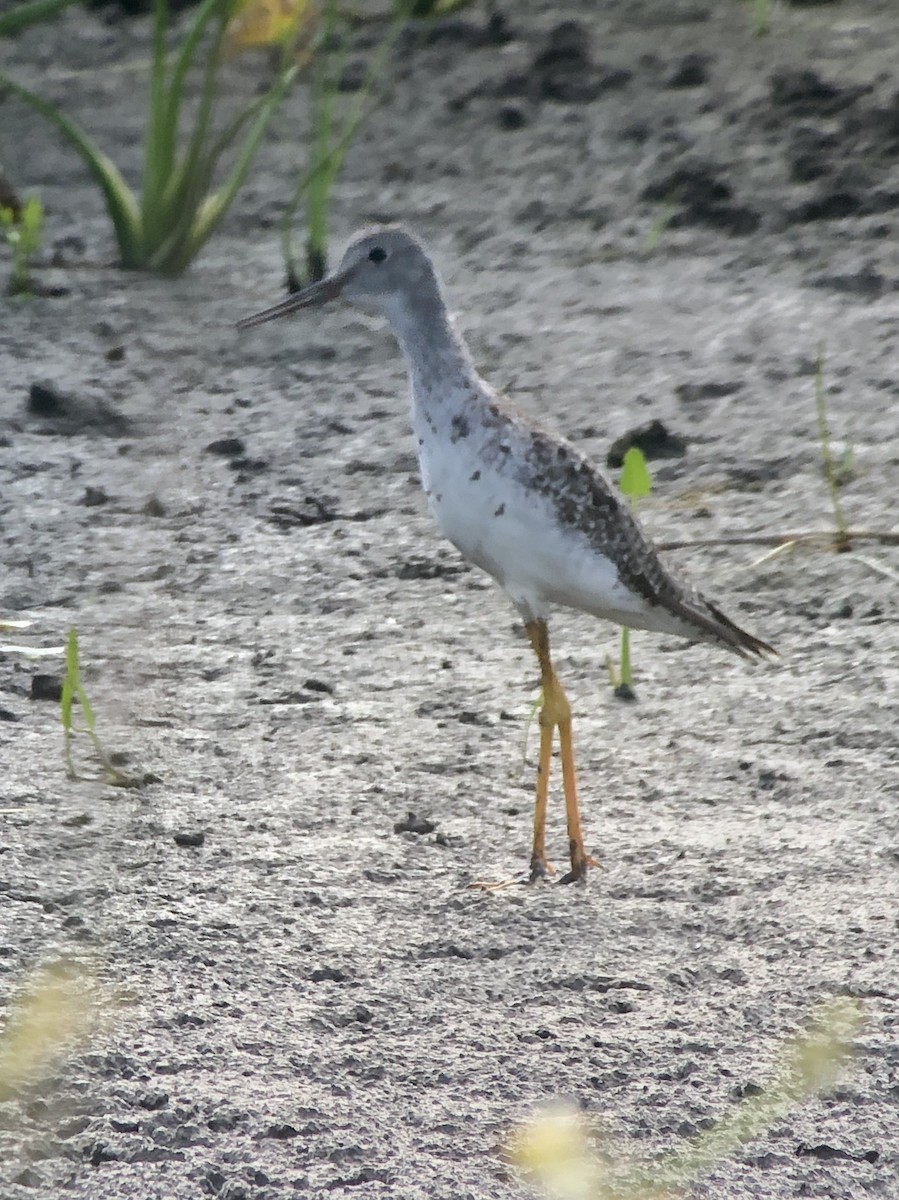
[1,1,898,1197]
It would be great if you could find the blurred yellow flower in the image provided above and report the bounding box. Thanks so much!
[226,0,314,54]
[0,962,105,1102]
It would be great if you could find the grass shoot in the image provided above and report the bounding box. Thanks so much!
[641,201,677,256]
[61,629,140,787]
[0,0,79,37]
[814,343,851,552]
[512,997,862,1200]
[281,0,415,288]
[606,447,652,701]
[0,0,307,275]
[0,194,43,295]
[749,0,775,38]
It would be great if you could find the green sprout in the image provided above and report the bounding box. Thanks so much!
[0,0,304,275]
[641,201,677,256]
[281,0,414,287]
[814,343,852,552]
[513,997,862,1200]
[61,630,140,787]
[0,195,43,295]
[606,447,652,701]
[748,0,775,38]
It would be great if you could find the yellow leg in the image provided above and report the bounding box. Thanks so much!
[527,619,597,884]
[529,716,555,881]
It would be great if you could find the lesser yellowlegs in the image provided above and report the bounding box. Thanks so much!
[238,226,775,885]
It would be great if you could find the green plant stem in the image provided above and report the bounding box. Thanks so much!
[614,448,650,697]
[0,75,142,259]
[619,628,632,689]
[0,0,300,275]
[61,630,140,788]
[0,0,79,37]
[282,0,414,287]
[751,0,773,38]
[655,530,899,551]
[814,343,850,552]
[2,197,41,294]
[304,0,342,283]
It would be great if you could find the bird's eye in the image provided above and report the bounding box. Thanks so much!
[368,247,387,264]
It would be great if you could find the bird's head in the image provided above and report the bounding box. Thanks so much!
[237,225,436,330]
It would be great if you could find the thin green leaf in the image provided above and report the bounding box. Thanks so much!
[814,343,850,549]
[0,74,142,263]
[619,446,652,500]
[75,682,96,735]
[283,0,413,279]
[175,4,230,210]
[139,0,173,251]
[520,689,543,776]
[145,0,230,252]
[173,63,299,273]
[60,632,76,733]
[620,628,632,689]
[0,0,79,37]
[147,148,218,272]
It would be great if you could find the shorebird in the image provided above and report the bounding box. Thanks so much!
[238,226,774,885]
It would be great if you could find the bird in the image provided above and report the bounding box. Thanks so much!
[238,225,775,885]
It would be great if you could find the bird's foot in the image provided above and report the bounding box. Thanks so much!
[557,848,599,885]
[528,852,555,884]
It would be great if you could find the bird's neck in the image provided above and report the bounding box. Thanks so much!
[382,286,483,421]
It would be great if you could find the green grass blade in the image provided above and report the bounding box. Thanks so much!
[144,0,228,253]
[0,73,142,264]
[282,0,413,280]
[814,343,850,550]
[61,630,76,733]
[520,689,544,776]
[620,628,632,689]
[171,62,299,274]
[139,0,173,252]
[146,145,217,272]
[174,5,230,202]
[61,630,77,778]
[304,0,346,279]
[616,449,650,696]
[0,0,79,37]
[75,681,96,735]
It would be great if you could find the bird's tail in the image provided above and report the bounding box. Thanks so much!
[691,597,777,660]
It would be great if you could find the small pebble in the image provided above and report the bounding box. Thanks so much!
[173,830,205,848]
[394,812,436,835]
[205,437,245,457]
[498,104,527,130]
[31,674,63,702]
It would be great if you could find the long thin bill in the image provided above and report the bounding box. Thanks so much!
[236,273,346,330]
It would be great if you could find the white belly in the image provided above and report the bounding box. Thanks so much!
[416,424,633,623]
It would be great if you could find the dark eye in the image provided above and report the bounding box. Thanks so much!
[368,247,387,264]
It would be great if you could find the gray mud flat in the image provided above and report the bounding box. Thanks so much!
[1,2,897,1197]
